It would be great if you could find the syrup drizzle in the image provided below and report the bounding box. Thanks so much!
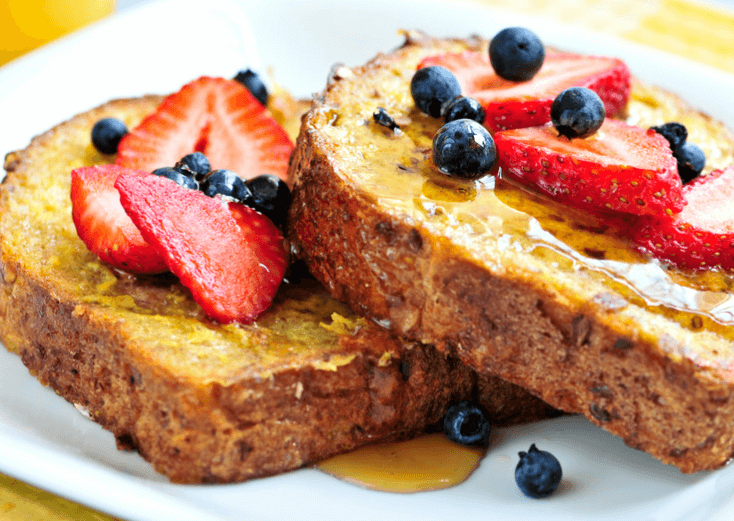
[316,433,485,493]
[325,97,734,360]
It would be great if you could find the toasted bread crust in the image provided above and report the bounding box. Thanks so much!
[288,32,734,472]
[0,92,558,483]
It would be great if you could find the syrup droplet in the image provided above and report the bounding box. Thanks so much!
[316,433,485,492]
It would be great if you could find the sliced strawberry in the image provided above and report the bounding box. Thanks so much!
[632,166,734,270]
[116,76,294,182]
[418,51,630,132]
[70,165,167,274]
[115,173,287,323]
[494,119,682,216]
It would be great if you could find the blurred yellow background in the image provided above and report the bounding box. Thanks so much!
[0,0,115,65]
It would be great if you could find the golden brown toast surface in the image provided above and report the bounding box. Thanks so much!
[0,88,558,483]
[287,32,734,473]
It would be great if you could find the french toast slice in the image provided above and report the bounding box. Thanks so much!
[0,90,558,484]
[287,31,734,473]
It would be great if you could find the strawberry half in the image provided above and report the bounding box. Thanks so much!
[632,166,734,270]
[70,165,168,274]
[418,51,630,132]
[494,119,682,216]
[116,76,294,181]
[115,173,287,323]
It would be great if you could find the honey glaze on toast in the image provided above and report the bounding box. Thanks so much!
[287,32,734,473]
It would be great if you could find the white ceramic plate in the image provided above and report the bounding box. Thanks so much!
[2,0,734,519]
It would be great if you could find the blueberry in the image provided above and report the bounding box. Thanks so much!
[515,444,563,499]
[651,122,688,152]
[442,96,486,124]
[152,167,199,190]
[175,152,211,181]
[233,69,269,106]
[551,87,606,139]
[648,122,704,183]
[489,27,545,82]
[201,169,246,198]
[411,66,462,118]
[373,107,399,131]
[91,118,128,155]
[245,174,291,228]
[432,119,497,179]
[233,181,255,207]
[674,142,706,183]
[442,401,492,446]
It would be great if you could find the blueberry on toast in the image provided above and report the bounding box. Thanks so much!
[287,31,734,473]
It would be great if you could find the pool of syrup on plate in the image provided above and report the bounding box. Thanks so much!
[315,433,485,492]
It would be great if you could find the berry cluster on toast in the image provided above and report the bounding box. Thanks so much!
[0,83,558,483]
[287,31,734,473]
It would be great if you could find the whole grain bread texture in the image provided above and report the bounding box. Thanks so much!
[0,88,559,484]
[287,31,734,473]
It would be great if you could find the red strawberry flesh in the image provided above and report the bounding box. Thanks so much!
[418,51,630,132]
[115,173,287,323]
[633,166,734,270]
[494,119,682,216]
[680,168,734,232]
[70,165,167,274]
[116,76,294,181]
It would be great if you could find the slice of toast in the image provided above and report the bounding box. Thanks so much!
[287,31,734,473]
[0,89,558,484]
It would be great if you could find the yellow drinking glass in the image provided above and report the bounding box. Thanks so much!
[0,0,116,66]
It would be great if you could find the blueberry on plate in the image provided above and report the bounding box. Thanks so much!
[651,122,688,151]
[674,141,706,183]
[442,96,486,124]
[411,66,462,118]
[152,167,199,190]
[245,174,291,228]
[551,87,606,139]
[175,152,211,181]
[201,169,246,198]
[489,27,545,82]
[91,117,128,155]
[233,68,269,106]
[515,444,563,499]
[432,119,497,179]
[442,401,492,446]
